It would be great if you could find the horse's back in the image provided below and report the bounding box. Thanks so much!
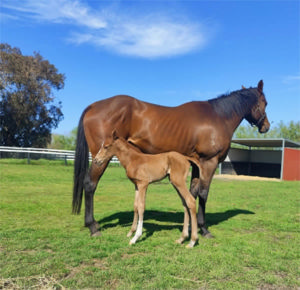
[82,94,229,159]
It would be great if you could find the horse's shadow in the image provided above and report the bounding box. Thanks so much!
[97,209,254,241]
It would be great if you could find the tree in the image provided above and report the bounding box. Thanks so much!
[48,128,77,150]
[0,43,65,147]
[276,121,300,142]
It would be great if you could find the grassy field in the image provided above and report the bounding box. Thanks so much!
[0,160,299,289]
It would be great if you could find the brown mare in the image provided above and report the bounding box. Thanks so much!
[73,80,270,238]
[94,131,201,247]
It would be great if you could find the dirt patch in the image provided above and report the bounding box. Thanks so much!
[0,276,65,290]
[214,174,280,182]
[64,258,108,280]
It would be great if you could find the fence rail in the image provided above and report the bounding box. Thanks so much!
[0,146,119,165]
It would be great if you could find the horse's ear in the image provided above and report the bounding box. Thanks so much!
[258,80,264,93]
[112,129,119,140]
[242,85,246,89]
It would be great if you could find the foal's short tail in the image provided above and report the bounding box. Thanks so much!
[72,108,90,214]
[186,156,202,174]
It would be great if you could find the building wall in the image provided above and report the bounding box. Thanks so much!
[283,148,300,181]
[221,148,282,178]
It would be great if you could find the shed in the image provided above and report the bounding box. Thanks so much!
[220,138,300,180]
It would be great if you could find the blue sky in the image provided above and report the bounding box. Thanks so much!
[1,0,299,135]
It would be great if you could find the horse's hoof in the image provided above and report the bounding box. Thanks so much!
[127,231,133,238]
[203,232,214,239]
[91,231,101,237]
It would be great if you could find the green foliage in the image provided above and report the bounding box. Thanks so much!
[0,43,65,147]
[49,128,77,150]
[235,120,300,142]
[276,120,300,142]
[0,163,299,289]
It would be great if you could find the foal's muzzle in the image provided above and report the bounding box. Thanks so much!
[93,157,104,166]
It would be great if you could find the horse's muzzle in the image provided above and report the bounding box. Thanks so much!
[259,118,270,133]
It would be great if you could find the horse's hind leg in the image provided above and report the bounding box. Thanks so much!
[84,161,109,236]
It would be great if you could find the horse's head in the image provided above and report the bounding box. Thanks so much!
[94,130,119,166]
[245,80,270,133]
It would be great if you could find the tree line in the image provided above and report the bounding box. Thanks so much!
[234,121,300,142]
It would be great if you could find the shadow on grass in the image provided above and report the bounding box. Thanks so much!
[97,209,254,240]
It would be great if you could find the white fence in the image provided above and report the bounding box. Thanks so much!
[0,146,119,165]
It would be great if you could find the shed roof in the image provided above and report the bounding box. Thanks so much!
[231,138,300,148]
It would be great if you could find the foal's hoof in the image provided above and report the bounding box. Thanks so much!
[175,238,184,245]
[91,231,102,237]
[127,231,133,238]
[186,241,196,248]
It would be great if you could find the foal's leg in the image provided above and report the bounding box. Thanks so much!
[175,205,190,244]
[129,183,148,245]
[171,171,198,248]
[84,161,109,236]
[177,185,198,248]
[127,189,139,237]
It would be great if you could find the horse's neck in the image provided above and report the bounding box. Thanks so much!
[210,90,257,136]
[114,140,138,168]
[225,111,245,137]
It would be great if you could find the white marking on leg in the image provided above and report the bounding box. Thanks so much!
[129,220,143,245]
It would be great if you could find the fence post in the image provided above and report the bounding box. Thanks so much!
[27,152,30,164]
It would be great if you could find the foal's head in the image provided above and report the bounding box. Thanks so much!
[245,80,270,133]
[94,131,120,166]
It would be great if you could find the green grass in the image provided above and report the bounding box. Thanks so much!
[0,160,299,289]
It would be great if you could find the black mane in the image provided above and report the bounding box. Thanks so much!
[208,88,259,119]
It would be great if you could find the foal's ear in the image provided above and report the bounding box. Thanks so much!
[257,80,264,93]
[242,85,246,89]
[112,129,119,140]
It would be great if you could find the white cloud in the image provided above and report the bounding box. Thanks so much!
[71,17,207,58]
[282,75,300,84]
[2,0,212,59]
[2,0,106,29]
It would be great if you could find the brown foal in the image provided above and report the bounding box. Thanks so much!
[94,131,199,248]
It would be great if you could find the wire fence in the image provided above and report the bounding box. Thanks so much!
[0,146,120,165]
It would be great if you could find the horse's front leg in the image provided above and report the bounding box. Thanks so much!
[197,188,210,237]
[196,158,218,238]
[84,161,108,236]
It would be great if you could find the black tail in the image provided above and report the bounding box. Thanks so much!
[72,108,90,214]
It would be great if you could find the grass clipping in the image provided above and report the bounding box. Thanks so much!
[0,275,65,290]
